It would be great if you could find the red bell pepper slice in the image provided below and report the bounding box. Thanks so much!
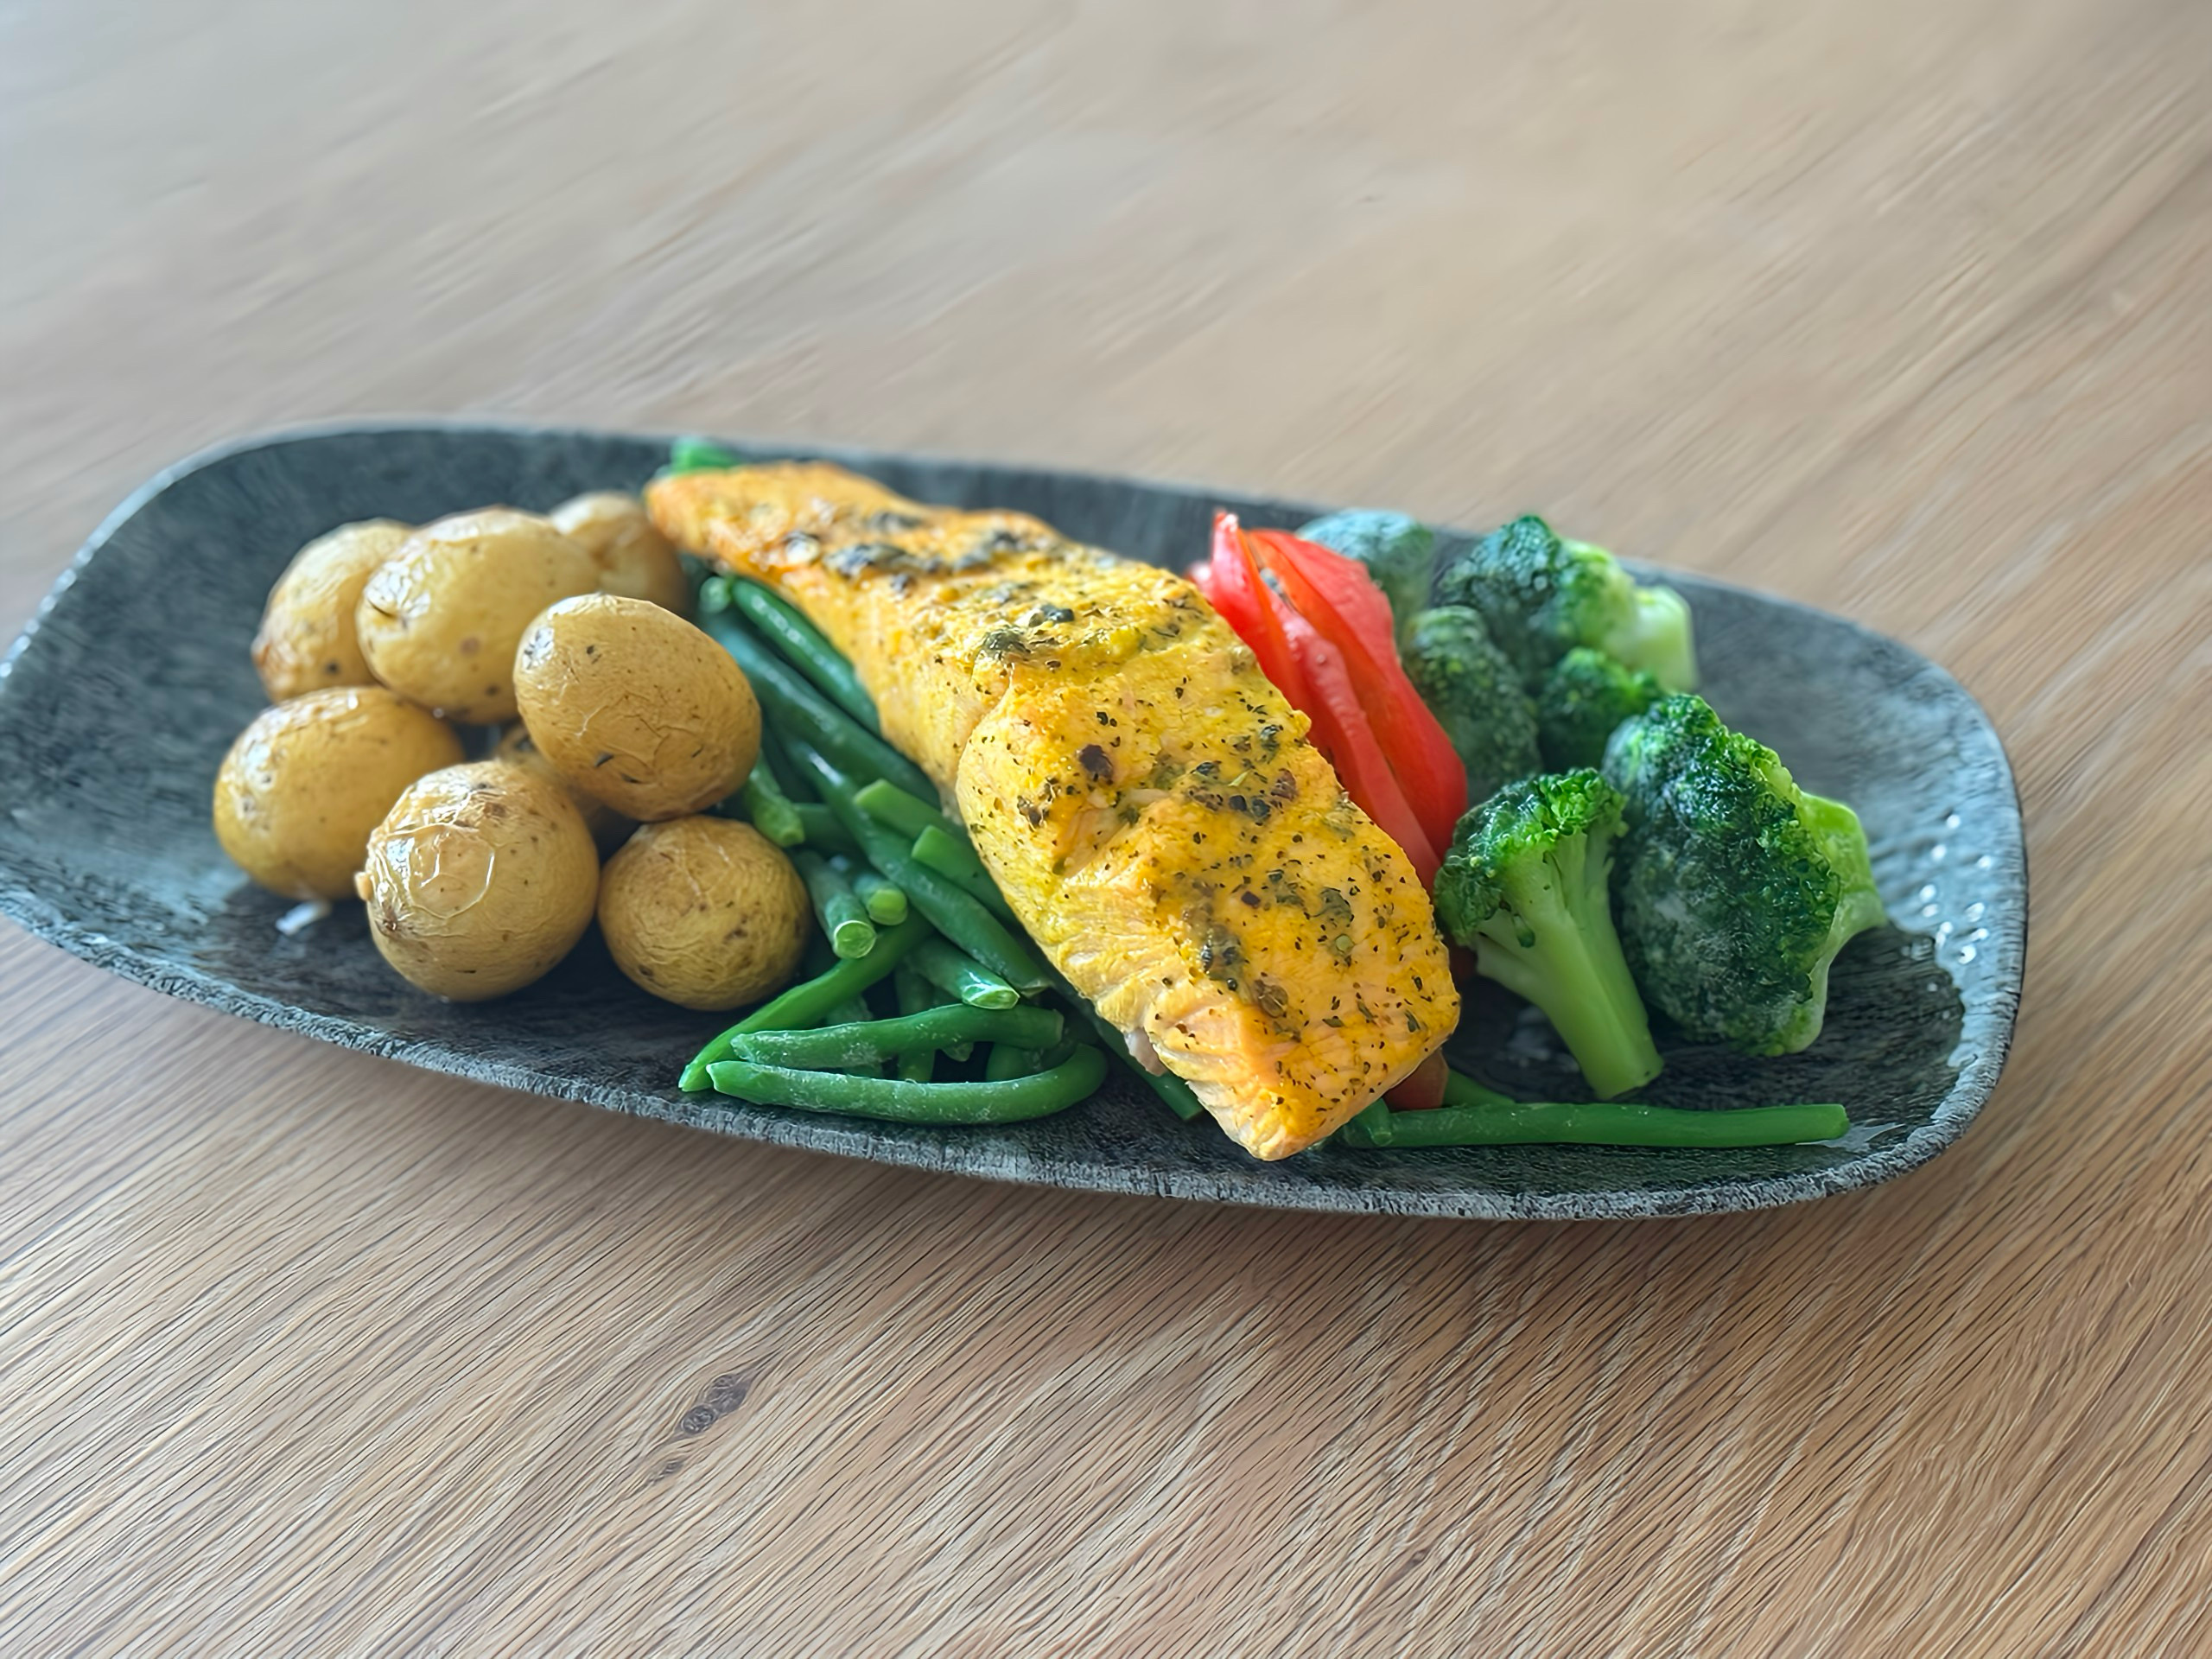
[1245,528,1399,646]
[1202,514,1309,709]
[1276,605,1440,884]
[1384,1051,1450,1111]
[1247,529,1467,852]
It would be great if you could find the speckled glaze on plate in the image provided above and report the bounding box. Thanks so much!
[0,424,2024,1219]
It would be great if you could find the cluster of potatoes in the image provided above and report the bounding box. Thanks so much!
[213,493,812,1009]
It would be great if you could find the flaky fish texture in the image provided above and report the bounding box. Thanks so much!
[649,463,1456,1158]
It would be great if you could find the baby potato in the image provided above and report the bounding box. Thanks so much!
[514,594,760,822]
[355,760,599,1001]
[356,509,599,723]
[251,519,412,702]
[550,492,692,616]
[213,687,464,899]
[493,721,633,855]
[597,817,809,1010]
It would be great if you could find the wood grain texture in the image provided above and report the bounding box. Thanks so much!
[2,0,2208,1652]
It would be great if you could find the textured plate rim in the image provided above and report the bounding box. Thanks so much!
[0,418,2027,1220]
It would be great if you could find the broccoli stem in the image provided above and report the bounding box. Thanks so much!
[1473,832,1662,1099]
[1598,581,1698,695]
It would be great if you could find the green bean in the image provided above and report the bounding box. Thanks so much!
[817,995,880,1071]
[727,581,881,729]
[792,850,875,959]
[760,727,817,801]
[1339,1099,1849,1149]
[705,1045,1107,1125]
[894,963,972,1059]
[850,868,909,925]
[696,575,732,613]
[699,611,936,801]
[739,758,804,847]
[1046,978,1205,1122]
[1342,1100,1396,1147]
[981,1036,1081,1081]
[1443,1070,1516,1109]
[791,742,1052,994]
[893,963,940,1015]
[665,437,742,474]
[788,804,857,855]
[893,965,939,1082]
[853,778,964,844]
[911,825,1016,921]
[909,937,1018,1010]
[983,1043,1034,1082]
[731,1004,1062,1070]
[677,915,931,1090]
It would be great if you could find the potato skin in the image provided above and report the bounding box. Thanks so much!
[597,817,809,1010]
[356,509,600,723]
[251,519,412,702]
[551,492,692,615]
[355,760,599,1001]
[213,687,463,899]
[514,593,760,822]
[493,722,632,855]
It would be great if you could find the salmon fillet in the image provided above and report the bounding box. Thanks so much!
[648,462,1457,1158]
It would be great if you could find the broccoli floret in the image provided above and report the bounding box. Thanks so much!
[1604,696,1885,1056]
[1296,510,1436,639]
[1400,607,1541,802]
[1433,769,1663,1099]
[1433,514,1698,693]
[1537,647,1665,770]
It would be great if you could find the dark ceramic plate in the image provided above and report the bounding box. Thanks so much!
[0,424,2024,1219]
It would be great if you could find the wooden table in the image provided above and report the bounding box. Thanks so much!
[4,3,2208,1651]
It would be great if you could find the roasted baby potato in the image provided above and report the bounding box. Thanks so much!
[354,760,599,1001]
[493,722,633,855]
[551,492,692,615]
[251,519,413,702]
[213,687,463,899]
[355,509,600,723]
[513,593,760,822]
[597,817,809,1009]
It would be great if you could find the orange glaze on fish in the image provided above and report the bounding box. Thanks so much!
[648,462,1457,1158]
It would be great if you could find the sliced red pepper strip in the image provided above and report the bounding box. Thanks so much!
[1246,527,1399,645]
[1277,605,1440,883]
[1248,529,1468,852]
[1202,514,1310,708]
[1385,1050,1450,1111]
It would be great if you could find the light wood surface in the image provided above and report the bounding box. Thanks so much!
[4,2,2209,1652]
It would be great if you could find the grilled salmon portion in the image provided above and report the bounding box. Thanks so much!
[649,463,1457,1158]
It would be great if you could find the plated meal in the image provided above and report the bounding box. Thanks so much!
[202,436,1915,1165]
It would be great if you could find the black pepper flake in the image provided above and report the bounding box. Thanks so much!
[1239,891,1261,908]
[1077,743,1113,782]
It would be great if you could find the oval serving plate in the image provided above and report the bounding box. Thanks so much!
[0,423,2024,1219]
